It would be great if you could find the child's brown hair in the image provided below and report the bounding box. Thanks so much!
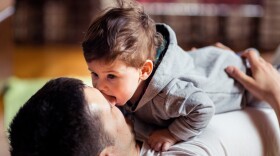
[82,0,163,68]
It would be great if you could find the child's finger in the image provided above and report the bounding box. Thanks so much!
[154,142,162,152]
[162,142,172,151]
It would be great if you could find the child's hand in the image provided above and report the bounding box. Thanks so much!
[147,128,178,152]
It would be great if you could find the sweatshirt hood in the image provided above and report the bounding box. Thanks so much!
[134,23,193,111]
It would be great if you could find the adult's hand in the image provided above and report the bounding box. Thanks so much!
[214,42,233,51]
[225,50,280,125]
[190,42,233,52]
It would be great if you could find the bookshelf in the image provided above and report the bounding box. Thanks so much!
[12,0,280,52]
[142,1,264,51]
[13,0,101,44]
[259,0,280,50]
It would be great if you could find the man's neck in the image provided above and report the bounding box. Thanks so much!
[126,140,141,156]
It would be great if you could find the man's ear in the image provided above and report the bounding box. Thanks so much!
[99,146,115,156]
[140,60,153,80]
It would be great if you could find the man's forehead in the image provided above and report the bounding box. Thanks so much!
[84,87,105,106]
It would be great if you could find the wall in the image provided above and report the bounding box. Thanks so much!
[0,1,14,156]
[0,1,14,92]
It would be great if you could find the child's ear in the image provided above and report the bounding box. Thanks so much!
[140,60,153,80]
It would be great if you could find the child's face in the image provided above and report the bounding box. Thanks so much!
[87,60,143,106]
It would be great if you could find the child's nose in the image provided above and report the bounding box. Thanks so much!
[95,80,108,92]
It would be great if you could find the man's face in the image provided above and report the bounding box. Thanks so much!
[84,87,137,154]
[87,59,142,106]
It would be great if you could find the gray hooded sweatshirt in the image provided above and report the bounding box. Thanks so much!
[125,23,247,141]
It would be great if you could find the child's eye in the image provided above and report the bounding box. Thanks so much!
[91,72,98,79]
[107,74,116,79]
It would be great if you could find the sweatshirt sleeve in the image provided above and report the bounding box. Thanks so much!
[166,81,215,141]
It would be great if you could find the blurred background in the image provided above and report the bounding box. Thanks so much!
[1,0,280,155]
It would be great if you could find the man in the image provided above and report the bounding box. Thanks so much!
[9,77,228,156]
[9,77,139,156]
[9,77,280,156]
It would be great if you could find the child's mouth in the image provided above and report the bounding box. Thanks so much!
[101,92,117,105]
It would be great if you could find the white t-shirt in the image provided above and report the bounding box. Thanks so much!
[135,107,280,156]
[138,127,226,156]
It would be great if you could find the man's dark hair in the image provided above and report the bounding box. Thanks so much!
[9,77,114,156]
